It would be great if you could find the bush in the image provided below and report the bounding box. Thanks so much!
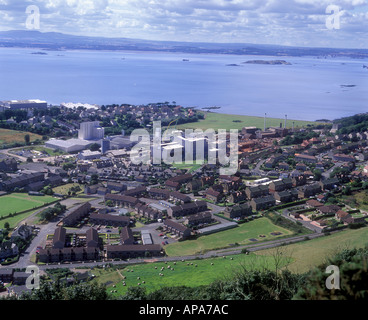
[348,222,365,230]
[294,246,368,300]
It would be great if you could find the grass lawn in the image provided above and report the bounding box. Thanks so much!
[172,161,204,173]
[133,221,145,229]
[52,183,84,196]
[256,226,368,274]
[0,193,57,217]
[0,193,58,228]
[0,128,42,146]
[1,209,39,229]
[175,112,318,132]
[93,253,290,296]
[164,217,293,256]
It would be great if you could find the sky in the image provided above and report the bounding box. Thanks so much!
[0,0,368,48]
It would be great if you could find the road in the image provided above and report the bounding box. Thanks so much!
[5,197,95,269]
[0,193,326,270]
[0,147,28,162]
[15,232,326,271]
[281,209,324,233]
[320,151,343,179]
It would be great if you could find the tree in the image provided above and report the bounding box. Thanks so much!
[19,280,108,300]
[120,286,147,300]
[342,185,352,196]
[105,200,114,207]
[351,179,362,188]
[313,169,322,181]
[89,143,100,152]
[24,134,30,145]
[4,222,10,230]
[294,246,368,300]
[90,174,99,185]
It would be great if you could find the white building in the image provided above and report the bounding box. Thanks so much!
[77,150,102,160]
[78,121,104,141]
[61,102,99,110]
[0,99,47,110]
[45,138,93,153]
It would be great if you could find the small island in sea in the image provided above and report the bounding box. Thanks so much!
[202,106,221,110]
[31,51,48,55]
[243,59,291,65]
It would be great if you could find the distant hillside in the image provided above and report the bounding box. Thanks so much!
[334,113,368,134]
[1,30,368,58]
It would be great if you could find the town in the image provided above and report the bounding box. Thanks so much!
[0,99,368,297]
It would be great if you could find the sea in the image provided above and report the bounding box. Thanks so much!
[0,47,367,121]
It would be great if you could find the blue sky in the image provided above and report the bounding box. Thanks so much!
[0,0,367,48]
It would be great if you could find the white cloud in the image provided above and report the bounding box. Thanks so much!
[0,0,366,47]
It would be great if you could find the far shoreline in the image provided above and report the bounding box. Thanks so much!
[198,109,331,123]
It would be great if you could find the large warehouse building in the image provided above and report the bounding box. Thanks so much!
[0,99,48,111]
[45,138,93,153]
[46,121,105,153]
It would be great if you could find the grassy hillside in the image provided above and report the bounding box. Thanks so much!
[256,227,368,273]
[92,252,290,296]
[0,128,42,146]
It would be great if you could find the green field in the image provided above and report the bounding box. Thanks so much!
[164,217,293,256]
[0,193,57,228]
[257,227,368,273]
[175,112,319,131]
[172,161,204,173]
[52,183,84,195]
[0,193,57,216]
[0,128,42,146]
[93,252,290,296]
[1,209,40,229]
